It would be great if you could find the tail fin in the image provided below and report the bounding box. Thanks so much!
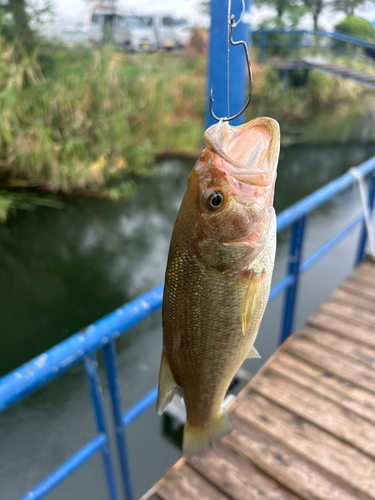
[183,411,233,460]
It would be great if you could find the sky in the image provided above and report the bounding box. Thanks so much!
[50,0,206,24]
[50,0,375,29]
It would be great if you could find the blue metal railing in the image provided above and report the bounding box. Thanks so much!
[253,28,375,62]
[1,157,375,500]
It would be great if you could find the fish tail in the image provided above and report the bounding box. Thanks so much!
[183,411,233,460]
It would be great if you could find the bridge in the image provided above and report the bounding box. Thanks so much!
[1,155,375,500]
[253,29,375,89]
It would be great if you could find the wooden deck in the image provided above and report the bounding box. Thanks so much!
[141,260,375,500]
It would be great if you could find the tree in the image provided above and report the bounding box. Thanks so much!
[302,0,326,30]
[254,0,297,20]
[8,0,33,40]
[330,0,367,16]
[0,0,34,42]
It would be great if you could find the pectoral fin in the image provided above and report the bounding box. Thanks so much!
[241,272,263,334]
[156,350,179,415]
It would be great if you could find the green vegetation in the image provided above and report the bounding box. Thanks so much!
[256,0,368,30]
[248,63,367,125]
[335,15,375,40]
[331,0,368,17]
[0,31,372,221]
[0,39,205,219]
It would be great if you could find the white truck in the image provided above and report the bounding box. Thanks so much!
[142,15,190,50]
[89,6,157,51]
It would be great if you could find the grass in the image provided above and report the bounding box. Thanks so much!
[0,39,205,212]
[0,36,372,220]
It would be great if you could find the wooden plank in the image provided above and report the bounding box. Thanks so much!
[139,459,186,500]
[348,271,375,288]
[308,311,375,348]
[319,301,375,330]
[301,326,375,367]
[331,288,375,314]
[341,280,375,302]
[234,393,375,498]
[269,351,375,423]
[189,443,301,500]
[251,368,375,458]
[354,262,375,279]
[285,336,375,393]
[157,463,230,500]
[225,415,372,500]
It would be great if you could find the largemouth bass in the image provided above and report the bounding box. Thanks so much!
[157,117,280,459]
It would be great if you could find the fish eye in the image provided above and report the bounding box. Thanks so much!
[205,190,225,211]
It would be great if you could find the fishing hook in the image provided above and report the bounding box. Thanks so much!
[209,14,253,122]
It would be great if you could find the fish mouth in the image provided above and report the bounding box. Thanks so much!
[203,118,280,187]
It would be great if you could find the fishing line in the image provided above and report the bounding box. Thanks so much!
[227,0,246,118]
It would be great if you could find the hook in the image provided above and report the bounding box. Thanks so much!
[209,15,253,122]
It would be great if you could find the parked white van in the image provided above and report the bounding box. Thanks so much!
[90,9,157,51]
[143,15,190,50]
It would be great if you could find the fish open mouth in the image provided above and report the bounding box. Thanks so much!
[203,118,280,187]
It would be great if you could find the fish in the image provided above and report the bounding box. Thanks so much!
[156,116,280,459]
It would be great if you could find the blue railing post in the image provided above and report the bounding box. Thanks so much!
[206,0,251,128]
[280,216,307,343]
[355,171,375,265]
[103,341,134,500]
[84,354,119,500]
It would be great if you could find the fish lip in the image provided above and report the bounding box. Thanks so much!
[203,118,280,187]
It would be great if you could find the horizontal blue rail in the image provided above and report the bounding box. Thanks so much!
[19,435,107,500]
[253,28,375,50]
[1,156,375,500]
[0,284,164,413]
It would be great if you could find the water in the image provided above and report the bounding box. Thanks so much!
[1,104,375,500]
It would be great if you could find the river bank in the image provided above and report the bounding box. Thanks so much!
[0,38,373,221]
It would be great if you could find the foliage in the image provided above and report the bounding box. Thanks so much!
[255,8,308,59]
[0,0,33,42]
[0,38,205,204]
[330,0,367,16]
[253,0,297,19]
[0,194,13,221]
[302,0,326,30]
[335,15,375,40]
[247,62,368,124]
[0,29,371,221]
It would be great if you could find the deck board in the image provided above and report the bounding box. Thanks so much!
[251,369,375,458]
[301,327,375,367]
[189,443,301,500]
[140,261,375,500]
[330,288,375,314]
[269,351,375,423]
[308,310,375,347]
[286,336,375,392]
